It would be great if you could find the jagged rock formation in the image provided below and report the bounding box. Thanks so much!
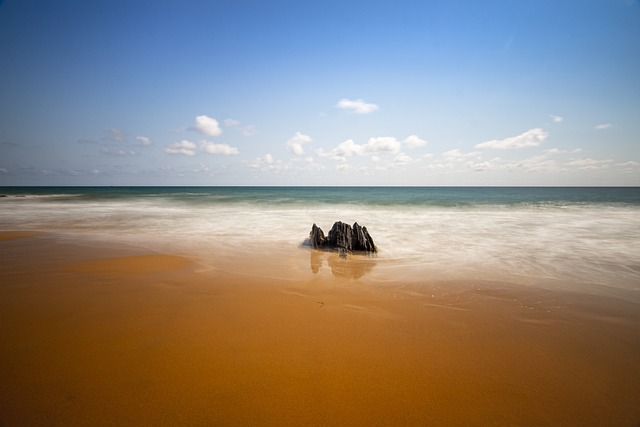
[309,221,377,253]
[309,223,325,249]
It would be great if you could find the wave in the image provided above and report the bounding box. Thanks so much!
[1,187,639,295]
[2,186,639,207]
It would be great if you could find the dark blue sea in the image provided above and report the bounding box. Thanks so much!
[2,186,639,296]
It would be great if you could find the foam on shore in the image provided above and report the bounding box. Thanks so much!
[1,233,639,425]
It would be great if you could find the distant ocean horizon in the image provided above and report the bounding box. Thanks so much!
[2,186,639,298]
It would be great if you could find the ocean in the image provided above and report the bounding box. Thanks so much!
[1,186,639,297]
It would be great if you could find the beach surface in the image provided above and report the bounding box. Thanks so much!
[1,231,639,425]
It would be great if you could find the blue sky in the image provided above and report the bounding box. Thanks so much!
[0,0,639,185]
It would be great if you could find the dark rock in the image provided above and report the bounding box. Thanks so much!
[352,222,376,253]
[326,221,353,251]
[309,223,325,249]
[307,221,377,254]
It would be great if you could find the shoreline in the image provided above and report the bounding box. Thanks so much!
[1,231,640,425]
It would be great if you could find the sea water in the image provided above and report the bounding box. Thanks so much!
[1,187,639,296]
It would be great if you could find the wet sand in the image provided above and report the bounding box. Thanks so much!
[0,230,43,241]
[1,232,640,425]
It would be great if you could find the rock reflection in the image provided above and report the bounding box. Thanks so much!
[309,250,376,279]
[310,250,323,274]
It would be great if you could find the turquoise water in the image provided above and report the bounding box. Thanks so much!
[1,186,638,206]
[2,186,639,295]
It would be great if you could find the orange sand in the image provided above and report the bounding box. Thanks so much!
[1,233,639,425]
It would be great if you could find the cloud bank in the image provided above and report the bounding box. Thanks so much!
[165,140,198,156]
[476,128,548,149]
[165,140,239,156]
[201,141,239,155]
[316,134,429,162]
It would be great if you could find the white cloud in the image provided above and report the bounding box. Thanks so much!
[403,135,427,148]
[165,139,238,156]
[422,149,481,172]
[617,161,640,173]
[317,139,366,161]
[91,169,100,175]
[458,151,620,175]
[565,158,612,171]
[423,162,454,171]
[287,131,312,155]
[136,136,152,146]
[304,156,325,171]
[423,149,566,174]
[393,153,413,166]
[194,115,222,136]
[617,161,639,167]
[476,128,548,149]
[200,141,239,155]
[550,114,564,123]
[505,155,559,173]
[335,98,379,114]
[99,146,137,157]
[365,136,401,154]
[247,154,274,170]
[566,158,609,167]
[165,140,198,156]
[595,123,612,130]
[316,135,426,165]
[465,158,502,172]
[335,139,365,157]
[428,152,560,174]
[246,154,312,175]
[544,148,565,155]
[442,149,481,161]
[223,118,240,127]
[0,168,7,173]
[336,163,352,172]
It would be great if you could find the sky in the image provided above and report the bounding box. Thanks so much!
[0,0,639,186]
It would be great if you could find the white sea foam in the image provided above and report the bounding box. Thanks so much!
[2,196,639,295]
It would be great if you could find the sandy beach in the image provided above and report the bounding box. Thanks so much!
[1,231,639,426]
